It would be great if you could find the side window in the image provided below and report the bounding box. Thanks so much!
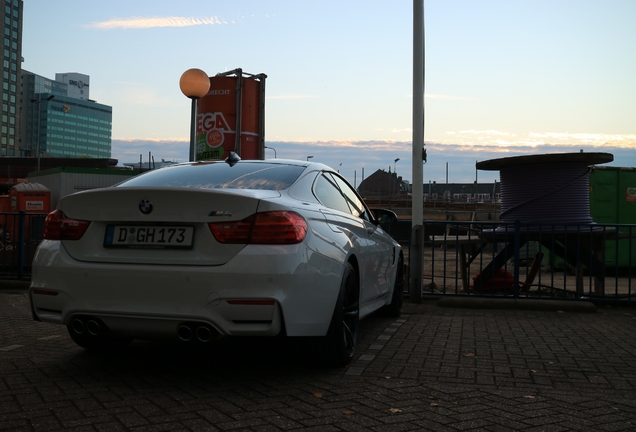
[331,174,369,220]
[314,173,350,214]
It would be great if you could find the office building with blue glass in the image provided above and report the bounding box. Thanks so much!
[21,71,112,159]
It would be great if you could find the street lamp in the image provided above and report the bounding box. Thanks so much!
[306,156,314,161]
[179,68,210,162]
[393,158,400,196]
[264,145,276,158]
[30,94,54,172]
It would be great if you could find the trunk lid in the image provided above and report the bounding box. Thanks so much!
[58,187,280,265]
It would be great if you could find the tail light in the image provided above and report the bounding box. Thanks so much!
[209,211,307,244]
[43,210,90,240]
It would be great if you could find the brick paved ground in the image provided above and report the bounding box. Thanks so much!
[2,287,636,431]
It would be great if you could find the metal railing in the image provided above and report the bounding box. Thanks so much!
[4,213,635,303]
[406,220,635,303]
[0,212,47,279]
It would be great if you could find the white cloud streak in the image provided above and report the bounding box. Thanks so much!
[88,16,226,30]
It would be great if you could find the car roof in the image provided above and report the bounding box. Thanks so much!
[179,158,336,173]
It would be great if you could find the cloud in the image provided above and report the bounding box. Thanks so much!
[267,95,319,100]
[455,130,516,136]
[87,16,226,30]
[528,132,636,148]
[111,136,635,185]
[437,131,636,152]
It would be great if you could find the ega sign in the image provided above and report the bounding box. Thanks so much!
[195,112,233,161]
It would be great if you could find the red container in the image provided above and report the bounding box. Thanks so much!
[0,195,9,213]
[5,183,50,242]
[196,71,265,161]
[9,183,50,213]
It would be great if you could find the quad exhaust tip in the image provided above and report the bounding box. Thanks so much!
[177,325,193,342]
[71,317,105,336]
[196,326,213,342]
[178,323,216,342]
[87,320,101,336]
[71,319,85,334]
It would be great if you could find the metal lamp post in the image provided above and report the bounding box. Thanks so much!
[179,69,210,162]
[30,94,54,172]
[393,158,400,196]
[264,145,276,158]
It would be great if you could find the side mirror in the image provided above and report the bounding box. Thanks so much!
[370,208,398,225]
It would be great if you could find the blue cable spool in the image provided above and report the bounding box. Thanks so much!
[476,152,613,225]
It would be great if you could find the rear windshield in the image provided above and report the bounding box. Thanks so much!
[117,162,305,190]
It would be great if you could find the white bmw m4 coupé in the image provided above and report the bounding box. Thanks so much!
[29,157,403,366]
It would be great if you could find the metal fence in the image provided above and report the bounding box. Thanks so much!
[4,213,635,304]
[398,220,636,303]
[0,212,47,279]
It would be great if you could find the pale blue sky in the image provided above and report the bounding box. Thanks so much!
[22,0,635,185]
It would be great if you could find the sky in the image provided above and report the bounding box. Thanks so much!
[22,0,636,187]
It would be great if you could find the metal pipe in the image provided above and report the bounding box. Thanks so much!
[189,98,197,162]
[411,0,425,301]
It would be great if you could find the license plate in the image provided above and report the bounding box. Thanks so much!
[104,225,194,249]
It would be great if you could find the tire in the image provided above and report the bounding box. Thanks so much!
[383,255,404,317]
[321,262,359,367]
[67,318,131,351]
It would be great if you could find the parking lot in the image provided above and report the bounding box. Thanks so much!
[2,286,636,431]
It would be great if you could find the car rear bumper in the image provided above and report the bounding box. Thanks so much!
[30,240,343,338]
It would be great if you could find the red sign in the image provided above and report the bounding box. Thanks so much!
[195,75,263,161]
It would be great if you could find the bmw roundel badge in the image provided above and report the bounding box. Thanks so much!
[139,199,153,214]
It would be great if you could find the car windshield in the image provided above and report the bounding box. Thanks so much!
[117,161,305,191]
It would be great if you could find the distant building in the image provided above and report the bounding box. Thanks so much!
[358,170,502,203]
[0,0,23,157]
[357,169,406,198]
[123,159,179,171]
[19,70,112,159]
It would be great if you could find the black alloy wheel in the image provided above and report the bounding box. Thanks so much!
[322,262,359,367]
[383,254,404,317]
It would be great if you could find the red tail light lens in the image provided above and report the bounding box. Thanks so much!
[250,212,308,244]
[208,217,254,244]
[43,210,91,240]
[209,211,307,244]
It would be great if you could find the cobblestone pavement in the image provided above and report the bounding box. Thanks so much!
[2,288,636,431]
